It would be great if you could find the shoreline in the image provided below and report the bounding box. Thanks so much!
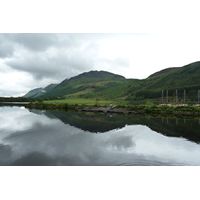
[2,102,200,116]
[80,107,200,116]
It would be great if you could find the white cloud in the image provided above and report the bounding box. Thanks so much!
[1,108,200,165]
[0,33,200,96]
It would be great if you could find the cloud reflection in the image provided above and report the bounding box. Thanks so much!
[1,107,200,165]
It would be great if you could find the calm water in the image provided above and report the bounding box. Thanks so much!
[1,106,200,166]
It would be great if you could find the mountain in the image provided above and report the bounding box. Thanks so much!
[148,67,178,78]
[81,61,200,103]
[124,61,200,103]
[24,61,200,103]
[40,70,126,98]
[23,84,58,98]
[23,88,43,98]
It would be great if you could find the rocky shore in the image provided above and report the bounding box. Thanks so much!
[2,102,200,116]
[81,107,135,114]
[80,107,200,116]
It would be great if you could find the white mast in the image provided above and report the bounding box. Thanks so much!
[176,90,178,104]
[166,90,168,103]
[184,90,186,103]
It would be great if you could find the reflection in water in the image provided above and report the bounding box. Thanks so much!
[1,106,200,166]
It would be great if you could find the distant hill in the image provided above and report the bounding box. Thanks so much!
[40,70,126,98]
[148,67,178,78]
[80,61,200,103]
[23,87,43,98]
[23,84,58,98]
[124,61,200,103]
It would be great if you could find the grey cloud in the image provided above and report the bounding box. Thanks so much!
[0,33,58,58]
[10,33,59,52]
[108,135,135,149]
[7,56,60,80]
[6,41,99,81]
[0,33,77,56]
[9,33,79,52]
[0,144,12,157]
[0,34,15,58]
[6,56,90,81]
[0,144,12,165]
[0,43,14,58]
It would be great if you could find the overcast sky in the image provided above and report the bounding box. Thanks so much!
[0,33,200,97]
[1,0,200,97]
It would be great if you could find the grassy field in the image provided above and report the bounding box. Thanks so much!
[44,98,127,106]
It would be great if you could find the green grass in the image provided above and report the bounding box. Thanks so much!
[44,98,127,106]
[64,89,94,98]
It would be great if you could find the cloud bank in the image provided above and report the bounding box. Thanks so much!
[0,33,200,96]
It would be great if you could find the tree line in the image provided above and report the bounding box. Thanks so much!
[0,97,36,102]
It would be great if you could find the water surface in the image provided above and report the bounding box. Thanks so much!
[1,106,200,166]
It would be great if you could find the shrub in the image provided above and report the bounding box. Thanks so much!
[62,103,69,109]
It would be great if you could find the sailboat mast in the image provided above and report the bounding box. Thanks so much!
[184,90,186,103]
[166,90,168,103]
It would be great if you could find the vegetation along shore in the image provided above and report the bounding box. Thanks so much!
[8,101,200,117]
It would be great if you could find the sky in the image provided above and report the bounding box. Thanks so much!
[1,0,200,97]
[1,33,200,97]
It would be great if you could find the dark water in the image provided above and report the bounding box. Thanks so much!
[1,106,200,166]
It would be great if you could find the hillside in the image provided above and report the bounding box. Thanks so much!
[40,70,127,99]
[80,61,200,103]
[128,62,200,100]
[24,61,200,104]
[23,84,58,98]
[23,87,43,98]
[124,61,200,103]
[148,67,178,78]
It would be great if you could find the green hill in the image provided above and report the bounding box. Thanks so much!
[24,61,200,104]
[23,87,43,98]
[23,84,58,98]
[41,70,127,99]
[124,61,200,103]
[80,61,200,104]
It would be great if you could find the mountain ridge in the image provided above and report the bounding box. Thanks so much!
[23,84,58,98]
[23,61,200,103]
[39,70,126,98]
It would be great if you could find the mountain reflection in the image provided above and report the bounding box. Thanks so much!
[29,109,200,144]
[1,106,200,166]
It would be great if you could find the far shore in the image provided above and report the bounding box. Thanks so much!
[2,102,199,117]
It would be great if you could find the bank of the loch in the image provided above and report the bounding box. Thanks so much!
[22,103,200,116]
